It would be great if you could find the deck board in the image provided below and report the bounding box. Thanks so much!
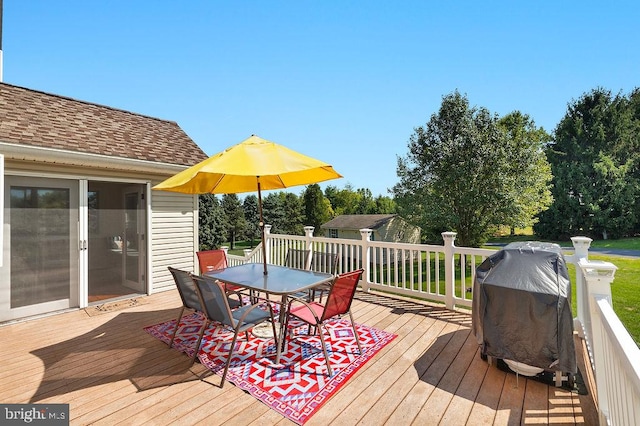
[0,289,595,425]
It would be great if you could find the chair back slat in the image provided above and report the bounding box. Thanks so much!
[192,275,235,328]
[285,249,310,270]
[310,251,339,275]
[321,269,363,321]
[197,249,228,274]
[169,267,202,311]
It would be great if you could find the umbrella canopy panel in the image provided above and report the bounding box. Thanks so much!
[153,135,342,276]
[153,135,342,195]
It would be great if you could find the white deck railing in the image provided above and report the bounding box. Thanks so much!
[225,226,639,425]
[227,227,492,310]
[569,247,640,426]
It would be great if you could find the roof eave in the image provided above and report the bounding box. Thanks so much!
[0,141,188,175]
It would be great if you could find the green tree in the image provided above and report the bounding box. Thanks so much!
[324,185,397,215]
[323,185,340,211]
[261,191,305,235]
[535,88,640,240]
[324,184,359,215]
[303,184,331,235]
[280,192,305,235]
[262,192,286,234]
[393,91,552,247]
[198,194,227,250]
[374,195,397,214]
[355,188,377,214]
[243,195,260,247]
[221,193,246,249]
[497,112,553,233]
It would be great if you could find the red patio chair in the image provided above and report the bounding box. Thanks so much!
[285,269,364,376]
[196,249,245,297]
[309,251,339,302]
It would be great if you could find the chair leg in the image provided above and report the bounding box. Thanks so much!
[257,306,278,357]
[316,325,333,377]
[169,306,186,348]
[348,310,363,355]
[221,328,242,388]
[190,319,210,366]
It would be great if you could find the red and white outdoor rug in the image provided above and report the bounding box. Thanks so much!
[144,312,396,424]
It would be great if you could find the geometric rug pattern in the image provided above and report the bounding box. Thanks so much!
[144,312,396,424]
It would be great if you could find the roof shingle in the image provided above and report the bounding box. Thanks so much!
[0,83,208,166]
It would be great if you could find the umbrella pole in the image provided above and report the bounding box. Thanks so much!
[257,180,268,275]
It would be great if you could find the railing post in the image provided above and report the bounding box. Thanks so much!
[243,249,252,263]
[570,236,592,337]
[442,232,457,310]
[263,225,272,264]
[578,259,617,425]
[360,228,372,292]
[304,226,315,269]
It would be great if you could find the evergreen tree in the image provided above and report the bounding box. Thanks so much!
[198,194,227,250]
[262,192,286,234]
[535,88,640,240]
[303,184,331,235]
[280,192,305,235]
[243,195,260,248]
[221,193,246,249]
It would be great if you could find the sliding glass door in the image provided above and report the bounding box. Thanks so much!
[87,181,146,303]
[1,177,148,321]
[0,176,79,321]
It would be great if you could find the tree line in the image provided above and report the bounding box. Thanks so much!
[201,86,640,249]
[393,87,640,246]
[199,184,397,250]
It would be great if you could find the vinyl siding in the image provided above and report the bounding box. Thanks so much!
[150,190,198,292]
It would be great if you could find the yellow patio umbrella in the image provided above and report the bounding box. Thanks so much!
[153,135,342,274]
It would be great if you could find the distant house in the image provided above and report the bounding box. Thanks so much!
[321,214,421,244]
[0,82,208,322]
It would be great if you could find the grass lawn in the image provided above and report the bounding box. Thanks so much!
[578,254,640,347]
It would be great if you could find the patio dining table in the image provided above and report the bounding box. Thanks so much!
[204,263,335,364]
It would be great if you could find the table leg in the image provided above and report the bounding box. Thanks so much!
[275,294,289,365]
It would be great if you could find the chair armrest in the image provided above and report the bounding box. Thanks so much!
[235,302,275,326]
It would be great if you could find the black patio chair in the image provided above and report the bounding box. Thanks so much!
[190,274,277,388]
[167,267,240,348]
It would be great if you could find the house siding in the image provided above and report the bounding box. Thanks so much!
[1,82,207,321]
[150,190,199,293]
[323,215,421,244]
[334,229,365,240]
[377,218,421,244]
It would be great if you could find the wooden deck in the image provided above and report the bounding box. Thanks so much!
[0,289,597,425]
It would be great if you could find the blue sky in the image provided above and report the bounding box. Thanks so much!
[3,1,639,197]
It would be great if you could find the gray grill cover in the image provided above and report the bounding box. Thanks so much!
[472,242,577,373]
